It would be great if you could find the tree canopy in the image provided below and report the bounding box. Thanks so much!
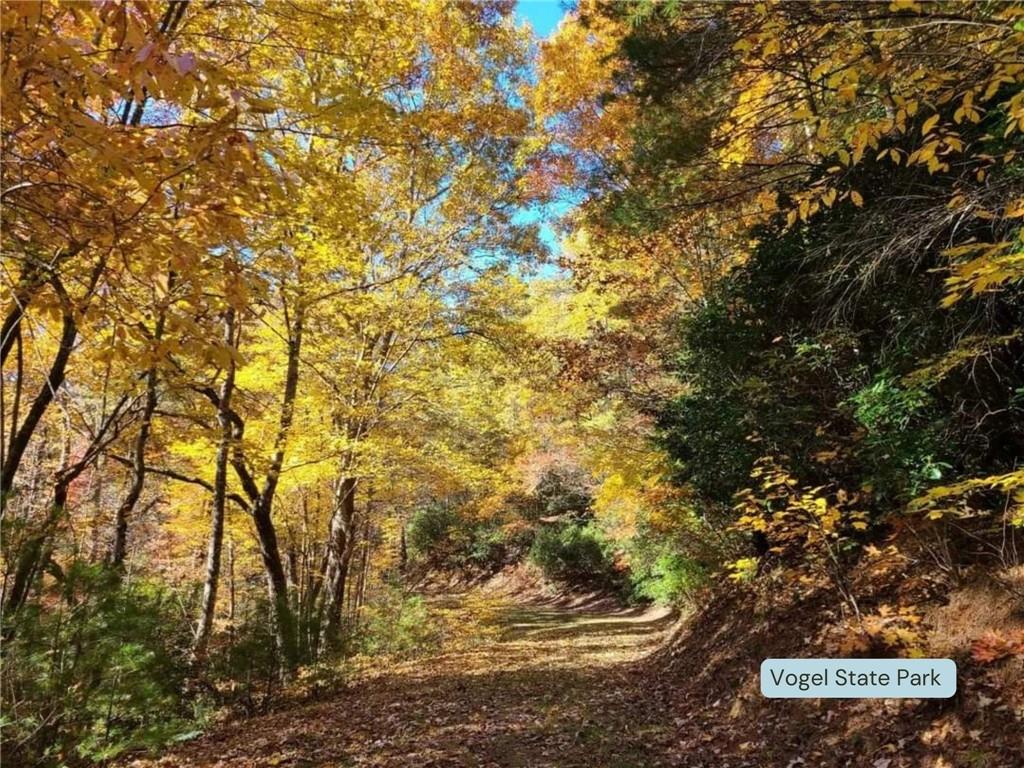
[2,2,1023,766]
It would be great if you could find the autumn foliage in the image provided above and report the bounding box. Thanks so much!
[2,1,1024,766]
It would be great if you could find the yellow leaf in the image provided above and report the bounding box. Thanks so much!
[245,97,277,114]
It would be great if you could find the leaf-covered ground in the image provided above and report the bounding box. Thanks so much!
[134,596,679,768]
[128,577,1023,768]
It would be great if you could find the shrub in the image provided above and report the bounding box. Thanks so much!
[465,525,510,570]
[528,522,620,589]
[407,501,537,574]
[355,584,440,658]
[203,597,285,715]
[1,563,198,767]
[463,521,534,572]
[629,550,707,605]
[657,392,756,505]
[532,467,593,520]
[846,374,949,499]
[406,503,462,564]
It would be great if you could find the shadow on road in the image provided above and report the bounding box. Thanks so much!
[142,599,682,768]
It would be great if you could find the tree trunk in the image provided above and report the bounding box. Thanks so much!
[1,301,77,507]
[228,538,236,642]
[2,493,63,626]
[111,275,173,566]
[352,516,371,619]
[193,307,236,657]
[110,369,158,565]
[319,475,358,651]
[0,266,39,367]
[0,240,89,367]
[3,382,129,622]
[2,261,104,511]
[1,324,23,487]
[356,524,372,615]
[252,496,299,664]
[399,522,408,573]
[4,463,75,622]
[227,301,304,668]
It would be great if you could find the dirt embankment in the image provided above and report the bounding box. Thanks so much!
[420,560,627,612]
[645,546,1024,767]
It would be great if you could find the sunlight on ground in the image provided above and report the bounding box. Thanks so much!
[134,595,680,768]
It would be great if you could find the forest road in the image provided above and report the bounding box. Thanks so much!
[139,597,681,768]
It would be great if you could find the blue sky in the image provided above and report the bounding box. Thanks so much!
[514,1,569,39]
[513,2,573,275]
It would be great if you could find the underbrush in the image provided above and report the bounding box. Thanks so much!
[527,521,624,592]
[1,567,456,767]
[628,549,708,605]
[407,503,533,575]
[407,469,637,598]
[407,501,717,606]
[353,584,441,657]
[1,563,202,767]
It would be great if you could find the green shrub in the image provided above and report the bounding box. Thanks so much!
[620,505,727,605]
[406,503,462,564]
[629,551,707,605]
[1,562,198,767]
[532,467,593,520]
[465,525,510,569]
[846,374,949,499]
[657,392,755,504]
[463,522,534,571]
[355,585,440,657]
[203,597,285,714]
[528,522,620,589]
[407,501,537,574]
